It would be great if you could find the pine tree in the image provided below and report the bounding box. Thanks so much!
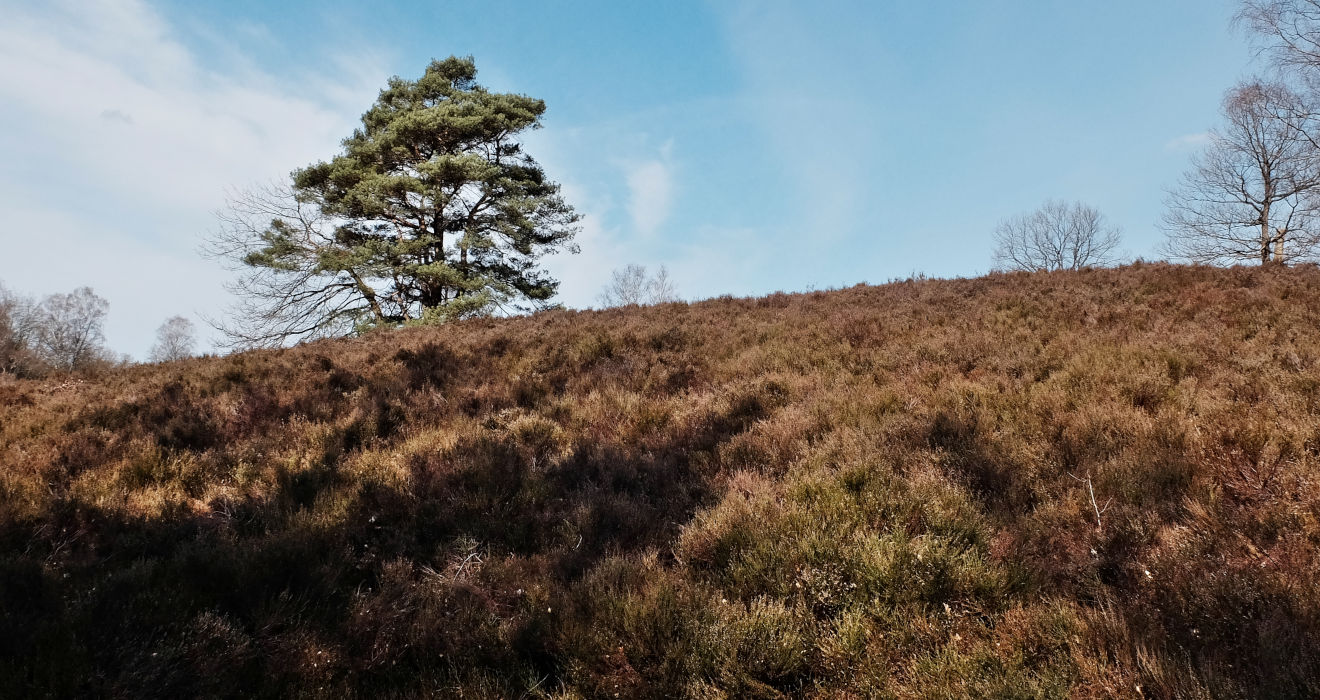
[211,57,579,346]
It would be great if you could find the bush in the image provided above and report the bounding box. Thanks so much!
[4,264,1320,696]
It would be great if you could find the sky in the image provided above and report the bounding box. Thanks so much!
[0,0,1256,358]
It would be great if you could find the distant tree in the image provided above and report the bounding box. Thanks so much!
[29,287,110,372]
[208,57,580,348]
[0,284,40,376]
[649,266,678,303]
[0,292,12,372]
[991,200,1123,272]
[1163,81,1320,265]
[149,316,197,362]
[598,264,680,307]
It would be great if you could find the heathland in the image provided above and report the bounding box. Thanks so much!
[2,263,1319,698]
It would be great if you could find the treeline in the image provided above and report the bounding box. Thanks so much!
[0,285,115,377]
[0,284,196,378]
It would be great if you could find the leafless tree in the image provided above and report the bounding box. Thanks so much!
[991,200,1123,272]
[32,287,110,371]
[598,264,680,307]
[0,284,40,376]
[1163,81,1320,265]
[0,293,12,372]
[149,316,197,362]
[203,185,388,349]
[1239,2,1320,91]
[645,266,679,304]
[1237,2,1320,155]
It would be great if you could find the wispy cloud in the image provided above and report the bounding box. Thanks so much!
[99,108,135,125]
[714,2,889,261]
[538,178,631,309]
[0,0,385,357]
[625,141,675,237]
[1164,131,1211,151]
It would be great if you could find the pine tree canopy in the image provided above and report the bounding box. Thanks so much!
[216,56,579,346]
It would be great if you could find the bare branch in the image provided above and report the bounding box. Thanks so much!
[202,184,390,349]
[598,264,681,307]
[992,200,1123,272]
[1163,80,1320,265]
[148,316,197,363]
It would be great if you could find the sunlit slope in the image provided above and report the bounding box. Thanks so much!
[3,263,1319,698]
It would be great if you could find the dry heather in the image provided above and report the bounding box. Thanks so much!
[2,263,1320,698]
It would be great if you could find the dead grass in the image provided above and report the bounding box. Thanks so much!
[2,262,1320,698]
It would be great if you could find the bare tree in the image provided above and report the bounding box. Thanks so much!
[204,185,380,348]
[0,291,13,372]
[149,316,197,362]
[1163,81,1320,265]
[32,287,110,371]
[991,200,1123,272]
[1239,2,1320,91]
[647,266,678,304]
[598,264,680,307]
[0,284,40,376]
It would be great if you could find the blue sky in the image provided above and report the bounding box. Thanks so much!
[0,0,1253,357]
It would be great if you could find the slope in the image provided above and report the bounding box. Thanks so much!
[2,263,1319,698]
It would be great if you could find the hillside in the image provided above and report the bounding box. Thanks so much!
[2,263,1319,698]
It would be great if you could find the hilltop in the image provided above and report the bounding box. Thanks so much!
[2,263,1319,698]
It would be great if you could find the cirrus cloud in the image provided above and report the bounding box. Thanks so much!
[0,0,386,357]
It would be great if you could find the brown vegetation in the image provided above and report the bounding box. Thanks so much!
[3,263,1320,698]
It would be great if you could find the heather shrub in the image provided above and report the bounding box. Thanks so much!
[4,264,1320,696]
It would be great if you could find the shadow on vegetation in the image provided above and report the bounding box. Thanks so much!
[3,263,1320,698]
